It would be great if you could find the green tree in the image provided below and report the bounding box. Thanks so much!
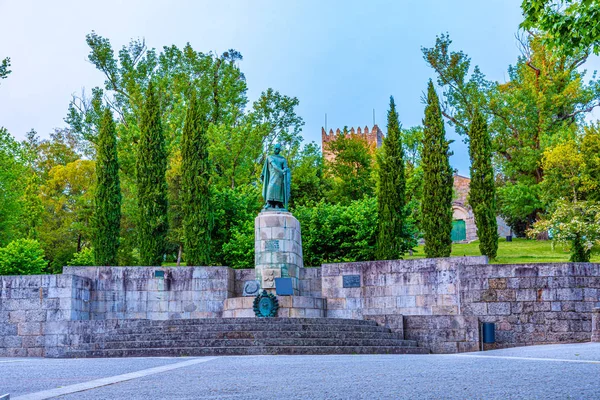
[39,159,96,272]
[93,108,121,266]
[0,128,26,246]
[490,36,600,234]
[295,198,378,266]
[376,96,411,260]
[289,142,325,208]
[181,89,212,266]
[137,81,168,266]
[521,0,600,55]
[324,128,375,204]
[0,239,47,275]
[529,200,600,262]
[421,81,453,258]
[468,109,498,259]
[422,34,488,136]
[0,57,11,84]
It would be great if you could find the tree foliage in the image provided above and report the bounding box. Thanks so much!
[422,34,488,136]
[421,81,453,258]
[521,0,600,55]
[376,96,412,260]
[0,57,11,84]
[528,200,600,262]
[324,128,375,204]
[93,108,121,266]
[295,198,378,266]
[0,239,47,275]
[468,109,498,258]
[0,128,27,246]
[137,81,168,266]
[39,159,95,272]
[491,36,600,233]
[181,89,212,266]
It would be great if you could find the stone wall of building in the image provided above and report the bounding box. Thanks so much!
[63,266,234,320]
[459,263,600,348]
[321,257,487,319]
[0,274,91,357]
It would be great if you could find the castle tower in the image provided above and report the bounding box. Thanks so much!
[321,124,384,161]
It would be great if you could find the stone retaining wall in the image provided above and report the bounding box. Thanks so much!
[0,274,90,357]
[322,257,486,319]
[459,263,600,348]
[64,266,234,320]
[402,315,479,353]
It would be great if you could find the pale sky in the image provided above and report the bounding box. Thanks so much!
[1,0,598,175]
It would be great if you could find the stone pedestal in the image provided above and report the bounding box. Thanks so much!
[255,211,303,295]
[592,308,600,342]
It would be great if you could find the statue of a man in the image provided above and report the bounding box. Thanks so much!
[261,143,290,210]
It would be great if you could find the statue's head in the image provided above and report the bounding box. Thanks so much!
[273,143,282,155]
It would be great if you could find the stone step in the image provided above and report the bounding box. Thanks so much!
[64,345,429,358]
[104,317,379,329]
[96,338,417,349]
[106,317,377,326]
[110,323,394,335]
[95,330,407,343]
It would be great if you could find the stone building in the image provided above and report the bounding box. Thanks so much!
[452,174,511,242]
[321,126,511,243]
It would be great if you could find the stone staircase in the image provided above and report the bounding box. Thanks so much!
[58,318,428,357]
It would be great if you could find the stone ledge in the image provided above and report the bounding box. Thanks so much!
[223,296,326,318]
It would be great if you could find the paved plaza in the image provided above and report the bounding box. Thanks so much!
[1,343,599,399]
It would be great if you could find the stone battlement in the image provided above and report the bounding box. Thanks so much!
[321,125,384,161]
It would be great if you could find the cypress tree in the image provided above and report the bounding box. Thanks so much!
[468,109,498,259]
[137,81,168,266]
[376,96,409,260]
[181,88,212,265]
[93,108,121,266]
[421,80,453,258]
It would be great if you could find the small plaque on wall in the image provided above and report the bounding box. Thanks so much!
[275,277,293,295]
[243,280,260,297]
[343,275,361,288]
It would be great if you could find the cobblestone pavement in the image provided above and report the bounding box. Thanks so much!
[2,342,600,399]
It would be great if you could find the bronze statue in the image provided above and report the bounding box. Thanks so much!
[261,144,290,210]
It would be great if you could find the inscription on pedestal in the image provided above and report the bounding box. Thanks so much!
[265,240,280,251]
[343,275,361,288]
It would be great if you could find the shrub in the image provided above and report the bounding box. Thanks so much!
[67,247,96,266]
[0,238,47,275]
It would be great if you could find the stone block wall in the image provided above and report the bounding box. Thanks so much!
[233,267,321,298]
[459,263,600,348]
[299,267,321,298]
[322,257,486,319]
[0,274,91,357]
[63,266,234,320]
[403,315,479,354]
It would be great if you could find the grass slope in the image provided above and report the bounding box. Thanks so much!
[407,238,600,264]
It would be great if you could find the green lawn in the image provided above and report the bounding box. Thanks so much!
[164,238,598,266]
[406,238,600,264]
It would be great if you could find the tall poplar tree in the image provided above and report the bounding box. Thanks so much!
[93,108,121,265]
[468,109,498,259]
[181,89,212,265]
[137,81,168,266]
[421,80,453,258]
[376,96,409,260]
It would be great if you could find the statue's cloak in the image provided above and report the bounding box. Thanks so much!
[261,155,290,209]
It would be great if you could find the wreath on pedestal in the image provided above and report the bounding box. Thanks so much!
[253,290,279,318]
